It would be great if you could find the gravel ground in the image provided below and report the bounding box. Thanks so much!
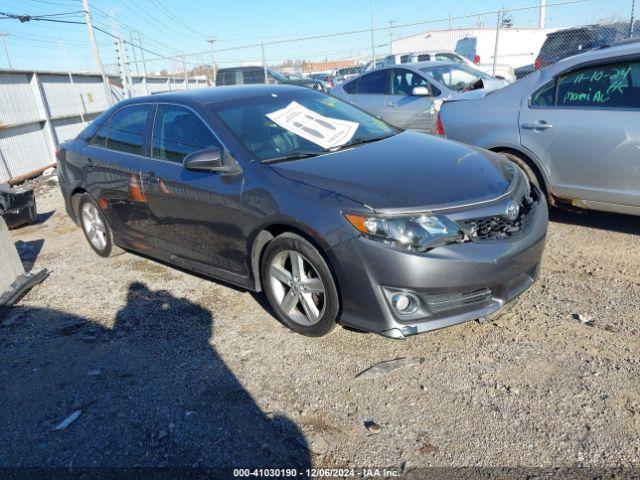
[1,179,639,473]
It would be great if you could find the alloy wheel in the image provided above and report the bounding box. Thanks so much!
[269,250,326,325]
[81,202,107,251]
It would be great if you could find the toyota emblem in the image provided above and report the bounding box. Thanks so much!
[505,201,520,222]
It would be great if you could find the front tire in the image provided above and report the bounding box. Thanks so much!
[261,233,339,337]
[78,194,119,257]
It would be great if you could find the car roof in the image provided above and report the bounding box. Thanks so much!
[550,39,640,71]
[122,84,312,107]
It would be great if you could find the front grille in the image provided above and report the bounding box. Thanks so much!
[425,288,492,314]
[458,194,536,241]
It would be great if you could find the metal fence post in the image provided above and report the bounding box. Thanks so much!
[493,10,501,76]
[60,41,86,124]
[631,0,636,37]
[30,72,59,165]
[182,55,188,90]
[261,44,268,83]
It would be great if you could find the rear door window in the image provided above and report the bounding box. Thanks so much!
[151,105,221,163]
[391,68,435,96]
[556,59,640,109]
[355,70,389,94]
[91,104,152,155]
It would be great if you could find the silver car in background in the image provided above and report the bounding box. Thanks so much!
[331,61,509,133]
[439,41,640,216]
[367,51,516,82]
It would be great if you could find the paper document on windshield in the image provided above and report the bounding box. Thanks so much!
[266,101,359,150]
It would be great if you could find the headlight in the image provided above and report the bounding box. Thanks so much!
[344,212,463,251]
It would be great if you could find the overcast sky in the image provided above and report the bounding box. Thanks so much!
[0,0,634,73]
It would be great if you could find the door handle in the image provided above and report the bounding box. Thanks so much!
[386,102,396,108]
[521,121,553,130]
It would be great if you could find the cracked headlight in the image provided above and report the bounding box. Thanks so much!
[344,212,463,251]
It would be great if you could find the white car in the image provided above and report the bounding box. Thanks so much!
[368,51,516,82]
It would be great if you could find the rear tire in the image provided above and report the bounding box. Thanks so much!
[78,194,121,258]
[261,233,339,337]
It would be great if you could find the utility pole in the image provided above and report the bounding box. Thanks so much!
[493,10,501,76]
[370,0,376,68]
[539,0,547,29]
[207,36,217,85]
[114,38,132,98]
[81,0,112,105]
[0,33,12,69]
[388,20,395,53]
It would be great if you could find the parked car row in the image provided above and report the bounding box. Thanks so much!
[215,66,331,92]
[215,65,367,92]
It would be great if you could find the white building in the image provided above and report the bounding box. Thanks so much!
[391,27,554,69]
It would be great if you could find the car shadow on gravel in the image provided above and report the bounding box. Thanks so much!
[0,282,310,473]
[549,208,640,235]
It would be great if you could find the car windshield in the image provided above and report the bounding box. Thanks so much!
[420,64,490,92]
[211,90,397,162]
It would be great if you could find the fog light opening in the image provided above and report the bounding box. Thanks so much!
[391,292,419,315]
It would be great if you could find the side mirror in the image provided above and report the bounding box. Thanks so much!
[184,148,236,173]
[412,86,431,96]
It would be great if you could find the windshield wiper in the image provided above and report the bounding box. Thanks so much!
[330,133,396,151]
[262,149,326,164]
[262,134,396,163]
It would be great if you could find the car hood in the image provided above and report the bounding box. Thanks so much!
[270,131,517,212]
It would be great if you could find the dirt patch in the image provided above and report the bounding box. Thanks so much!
[1,182,639,469]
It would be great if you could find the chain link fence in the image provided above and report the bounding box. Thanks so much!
[209,0,637,89]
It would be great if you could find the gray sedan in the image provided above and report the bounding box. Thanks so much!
[440,41,640,217]
[331,61,509,133]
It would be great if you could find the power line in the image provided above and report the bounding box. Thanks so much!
[147,0,209,37]
[0,10,85,22]
[88,3,184,54]
[113,0,205,40]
